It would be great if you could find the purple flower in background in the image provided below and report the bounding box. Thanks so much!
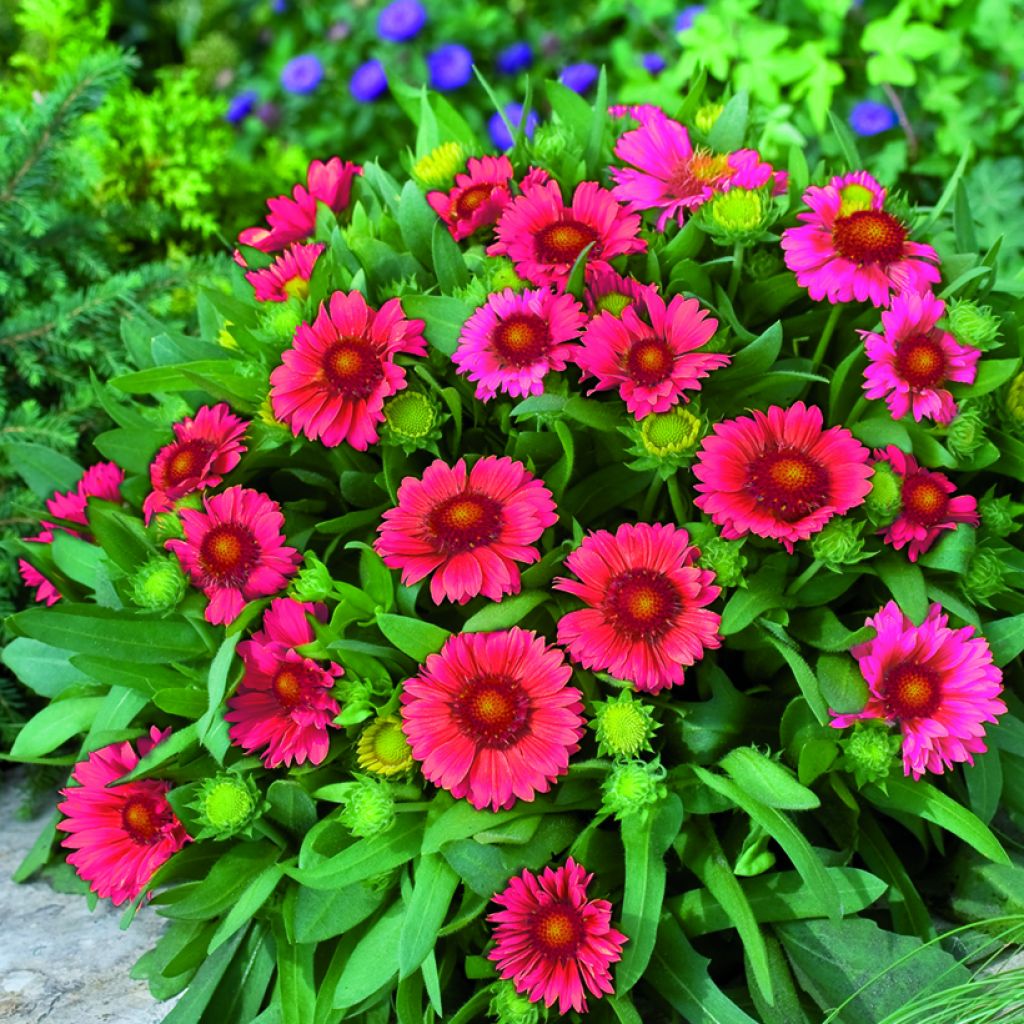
[497,41,533,75]
[281,54,324,94]
[675,5,705,31]
[849,100,898,136]
[351,59,388,102]
[225,90,258,123]
[378,0,427,42]
[427,43,474,90]
[271,0,286,12]
[488,103,538,150]
[642,53,666,75]
[256,102,280,127]
[560,63,598,94]
[327,21,351,42]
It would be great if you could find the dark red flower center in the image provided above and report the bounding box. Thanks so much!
[121,795,168,846]
[492,314,551,367]
[605,568,681,641]
[884,662,941,720]
[534,219,599,266]
[427,493,503,554]
[455,184,495,219]
[625,337,674,386]
[667,149,731,199]
[322,338,384,400]
[901,474,949,527]
[164,439,216,486]
[895,335,946,388]
[199,523,259,586]
[747,448,830,523]
[453,672,531,749]
[272,663,316,710]
[532,903,583,958]
[832,210,907,265]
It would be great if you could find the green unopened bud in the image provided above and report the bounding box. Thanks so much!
[962,549,1008,605]
[698,536,748,588]
[217,324,238,350]
[706,188,770,240]
[257,395,290,431]
[837,182,877,217]
[1005,373,1024,427]
[946,407,986,460]
[290,552,334,603]
[590,692,659,760]
[152,511,185,542]
[979,492,1023,538]
[694,102,724,134]
[593,290,633,317]
[340,776,395,837]
[842,724,901,787]
[489,981,541,1024]
[131,556,187,610]
[810,518,865,569]
[262,300,306,339]
[734,823,776,876]
[357,715,414,777]
[412,141,466,190]
[530,122,575,166]
[864,461,903,524]
[945,299,1002,350]
[746,249,784,281]
[191,773,262,840]
[486,257,530,293]
[642,407,702,456]
[380,390,443,452]
[601,759,667,820]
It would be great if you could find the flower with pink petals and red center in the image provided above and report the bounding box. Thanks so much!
[488,857,627,1014]
[488,178,646,288]
[166,485,301,625]
[374,456,558,605]
[608,103,666,125]
[270,290,427,450]
[830,602,1005,779]
[18,559,61,606]
[575,292,728,419]
[554,522,721,693]
[226,598,343,768]
[453,287,587,400]
[238,157,361,252]
[872,445,979,561]
[143,404,248,522]
[57,727,191,906]
[693,402,873,553]
[781,171,941,307]
[862,291,980,425]
[400,628,584,811]
[427,155,515,241]
[583,269,660,318]
[245,242,325,302]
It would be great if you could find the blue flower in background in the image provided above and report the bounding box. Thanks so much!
[351,59,388,102]
[378,0,427,42]
[497,41,533,75]
[271,0,286,12]
[427,44,474,90]
[675,5,705,32]
[849,100,898,136]
[488,103,539,150]
[642,53,666,75]
[560,63,598,94]
[281,54,324,94]
[225,90,258,123]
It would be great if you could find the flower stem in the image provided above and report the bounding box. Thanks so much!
[847,395,869,425]
[727,242,744,300]
[786,558,823,597]
[666,474,688,523]
[810,303,843,373]
[640,474,663,520]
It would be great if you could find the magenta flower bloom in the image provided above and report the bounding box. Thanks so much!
[554,523,721,693]
[453,287,587,400]
[375,456,557,605]
[693,402,873,552]
[584,269,659,318]
[576,292,727,419]
[238,157,362,252]
[781,171,941,306]
[18,559,61,606]
[166,485,301,625]
[862,291,980,425]
[488,178,646,288]
[244,242,324,302]
[872,445,979,561]
[57,727,190,906]
[226,598,343,768]
[143,403,248,522]
[830,602,1005,779]
[427,155,515,241]
[401,629,584,810]
[608,103,666,125]
[488,858,627,1014]
[270,290,427,450]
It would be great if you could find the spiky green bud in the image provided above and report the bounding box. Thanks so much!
[703,188,773,243]
[979,492,1024,538]
[946,407,986,461]
[489,982,541,1024]
[290,552,334,603]
[698,535,748,588]
[339,776,396,837]
[601,759,667,820]
[945,299,1002,350]
[131,556,187,610]
[590,692,659,760]
[842,724,901,787]
[486,257,531,294]
[380,390,443,452]
[1005,373,1024,428]
[190,774,262,840]
[810,518,866,569]
[151,511,185,542]
[623,407,702,477]
[746,249,784,281]
[962,549,1008,605]
[693,102,724,134]
[864,461,903,525]
[261,299,306,339]
[530,122,575,167]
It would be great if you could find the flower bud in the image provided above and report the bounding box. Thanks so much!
[946,406,986,461]
[151,511,185,542]
[842,724,901,787]
[693,101,724,134]
[590,692,658,760]
[131,556,187,610]
[978,492,1023,538]
[380,390,442,452]
[486,257,530,294]
[945,298,1002,350]
[864,461,902,524]
[1005,372,1024,428]
[698,536,748,588]
[642,407,702,457]
[217,323,238,350]
[357,715,414,777]
[810,518,865,569]
[746,248,784,281]
[489,982,541,1024]
[962,548,1008,605]
[191,773,262,840]
[412,141,466,190]
[529,122,576,168]
[290,552,334,603]
[734,824,776,876]
[262,300,306,339]
[340,776,396,837]
[704,187,771,242]
[601,759,667,820]
[837,182,876,217]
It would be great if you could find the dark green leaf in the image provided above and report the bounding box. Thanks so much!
[333,902,405,1008]
[399,853,460,978]
[376,613,451,661]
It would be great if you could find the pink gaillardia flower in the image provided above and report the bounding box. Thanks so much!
[57,727,191,906]
[488,178,646,288]
[830,602,1005,779]
[693,402,873,553]
[18,559,60,606]
[143,403,248,522]
[862,291,980,425]
[245,242,325,302]
[554,523,721,693]
[576,292,728,419]
[488,858,627,1014]
[238,157,361,252]
[226,598,343,768]
[375,456,558,605]
[583,269,659,318]
[166,485,301,625]
[270,290,427,450]
[781,170,941,306]
[401,628,585,811]
[608,102,665,125]
[452,287,587,400]
[427,155,515,241]
[872,446,979,561]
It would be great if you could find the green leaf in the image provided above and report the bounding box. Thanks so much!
[49,531,108,588]
[462,592,549,633]
[0,442,81,498]
[951,357,1021,397]
[2,638,89,698]
[376,612,451,661]
[334,902,405,1008]
[292,880,386,943]
[159,928,247,1024]
[87,503,154,573]
[707,90,749,151]
[422,801,532,855]
[563,396,622,432]
[725,321,783,378]
[988,613,1024,665]
[917,523,976,573]
[826,110,862,170]
[584,67,609,177]
[816,654,869,714]
[964,748,1002,825]
[274,921,316,1024]
[93,426,167,475]
[720,564,788,635]
[873,558,928,624]
[399,853,460,978]
[720,747,820,810]
[11,697,105,758]
[431,219,469,294]
[760,626,830,725]
[198,633,239,744]
[266,779,318,834]
[400,294,471,356]
[917,149,971,235]
[208,863,283,952]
